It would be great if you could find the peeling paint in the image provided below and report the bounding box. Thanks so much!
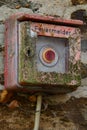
[19,22,81,87]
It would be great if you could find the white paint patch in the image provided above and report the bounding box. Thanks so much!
[30,30,37,38]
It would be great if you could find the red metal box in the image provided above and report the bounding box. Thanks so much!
[4,13,83,93]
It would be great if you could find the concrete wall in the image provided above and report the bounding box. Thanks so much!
[0,0,87,98]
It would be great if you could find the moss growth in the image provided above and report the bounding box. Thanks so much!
[18,22,81,87]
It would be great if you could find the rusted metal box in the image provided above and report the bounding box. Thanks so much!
[4,13,83,93]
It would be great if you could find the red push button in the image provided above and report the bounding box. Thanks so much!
[42,48,55,63]
[39,46,58,67]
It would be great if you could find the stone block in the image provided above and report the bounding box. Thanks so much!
[0,52,4,74]
[37,6,66,17]
[0,24,5,33]
[63,4,87,19]
[0,5,33,22]
[0,33,4,45]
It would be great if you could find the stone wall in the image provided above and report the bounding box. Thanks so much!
[0,0,87,98]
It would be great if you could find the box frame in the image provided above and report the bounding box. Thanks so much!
[5,13,83,93]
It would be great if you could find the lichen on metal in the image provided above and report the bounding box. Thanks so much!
[19,22,37,84]
[5,13,83,93]
[19,22,81,86]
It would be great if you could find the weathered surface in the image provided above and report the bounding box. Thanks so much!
[0,93,87,130]
[0,3,87,88]
[19,22,81,88]
[0,0,87,130]
[0,5,33,22]
[64,4,87,19]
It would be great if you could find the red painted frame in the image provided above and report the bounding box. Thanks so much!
[4,13,84,93]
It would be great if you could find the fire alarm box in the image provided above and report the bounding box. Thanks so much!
[4,13,83,93]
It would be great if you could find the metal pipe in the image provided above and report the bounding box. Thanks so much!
[33,95,42,130]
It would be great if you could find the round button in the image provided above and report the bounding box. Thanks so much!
[42,48,55,63]
[39,46,59,67]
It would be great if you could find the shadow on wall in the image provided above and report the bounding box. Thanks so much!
[71,9,86,22]
[71,9,87,52]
